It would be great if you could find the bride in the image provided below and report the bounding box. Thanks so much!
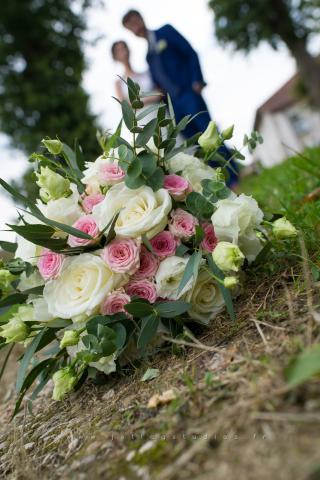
[111,40,160,106]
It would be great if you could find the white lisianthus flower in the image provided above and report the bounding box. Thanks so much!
[18,271,44,291]
[211,194,264,263]
[168,152,202,174]
[37,183,83,227]
[43,253,125,319]
[184,269,224,324]
[92,183,172,239]
[31,297,55,322]
[155,255,196,300]
[212,241,245,273]
[272,217,297,239]
[183,164,218,193]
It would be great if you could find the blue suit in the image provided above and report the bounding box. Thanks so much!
[147,24,210,138]
[146,25,238,185]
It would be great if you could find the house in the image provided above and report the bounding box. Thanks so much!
[252,74,320,167]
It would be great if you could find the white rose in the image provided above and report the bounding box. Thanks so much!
[43,253,125,319]
[155,256,195,300]
[185,269,225,324]
[37,183,83,227]
[168,152,202,174]
[92,183,172,239]
[183,164,218,193]
[211,194,264,263]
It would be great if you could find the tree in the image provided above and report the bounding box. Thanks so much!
[208,0,320,109]
[0,0,100,160]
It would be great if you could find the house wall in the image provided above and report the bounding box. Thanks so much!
[253,102,320,168]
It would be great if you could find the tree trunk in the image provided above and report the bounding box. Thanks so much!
[287,39,320,110]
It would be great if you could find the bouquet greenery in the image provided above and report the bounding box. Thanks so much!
[0,79,297,416]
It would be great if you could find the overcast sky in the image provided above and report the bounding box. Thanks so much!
[1,0,299,240]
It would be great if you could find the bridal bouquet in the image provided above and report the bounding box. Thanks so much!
[0,79,296,415]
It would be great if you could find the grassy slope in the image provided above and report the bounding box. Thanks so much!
[0,150,320,480]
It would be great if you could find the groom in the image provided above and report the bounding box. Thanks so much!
[122,10,238,186]
[122,9,210,138]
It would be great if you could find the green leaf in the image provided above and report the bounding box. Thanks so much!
[0,305,20,324]
[12,358,55,419]
[285,344,320,387]
[206,254,235,321]
[127,157,142,179]
[194,225,205,247]
[177,250,202,295]
[121,100,136,130]
[0,241,17,253]
[113,323,127,349]
[124,301,154,318]
[136,104,160,121]
[137,313,159,349]
[146,167,164,191]
[186,192,214,220]
[102,212,120,245]
[139,152,157,177]
[0,179,93,240]
[141,368,160,382]
[62,143,83,183]
[0,344,15,383]
[175,243,189,257]
[7,223,67,251]
[16,328,56,393]
[154,301,191,318]
[0,293,28,309]
[125,174,145,190]
[167,94,176,126]
[136,118,158,146]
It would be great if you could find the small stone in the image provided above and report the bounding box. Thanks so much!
[102,389,115,401]
[0,442,7,450]
[147,389,177,408]
[24,442,35,451]
[139,440,155,454]
[126,450,135,462]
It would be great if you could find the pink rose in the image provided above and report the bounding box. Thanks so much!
[68,216,100,247]
[99,163,125,184]
[125,279,157,303]
[164,174,192,201]
[169,208,199,239]
[200,223,218,253]
[102,238,140,274]
[150,231,178,258]
[100,290,131,316]
[38,248,64,280]
[134,246,158,280]
[82,193,105,214]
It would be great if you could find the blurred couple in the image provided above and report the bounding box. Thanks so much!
[112,9,237,184]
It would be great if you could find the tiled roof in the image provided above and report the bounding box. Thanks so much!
[254,74,299,129]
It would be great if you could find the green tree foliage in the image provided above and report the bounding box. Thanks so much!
[0,0,100,158]
[209,0,320,108]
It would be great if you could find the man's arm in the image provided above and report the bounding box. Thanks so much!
[160,24,206,91]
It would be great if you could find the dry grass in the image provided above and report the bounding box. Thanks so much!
[0,267,320,480]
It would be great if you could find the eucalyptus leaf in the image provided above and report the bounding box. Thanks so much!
[154,301,191,318]
[137,313,159,350]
